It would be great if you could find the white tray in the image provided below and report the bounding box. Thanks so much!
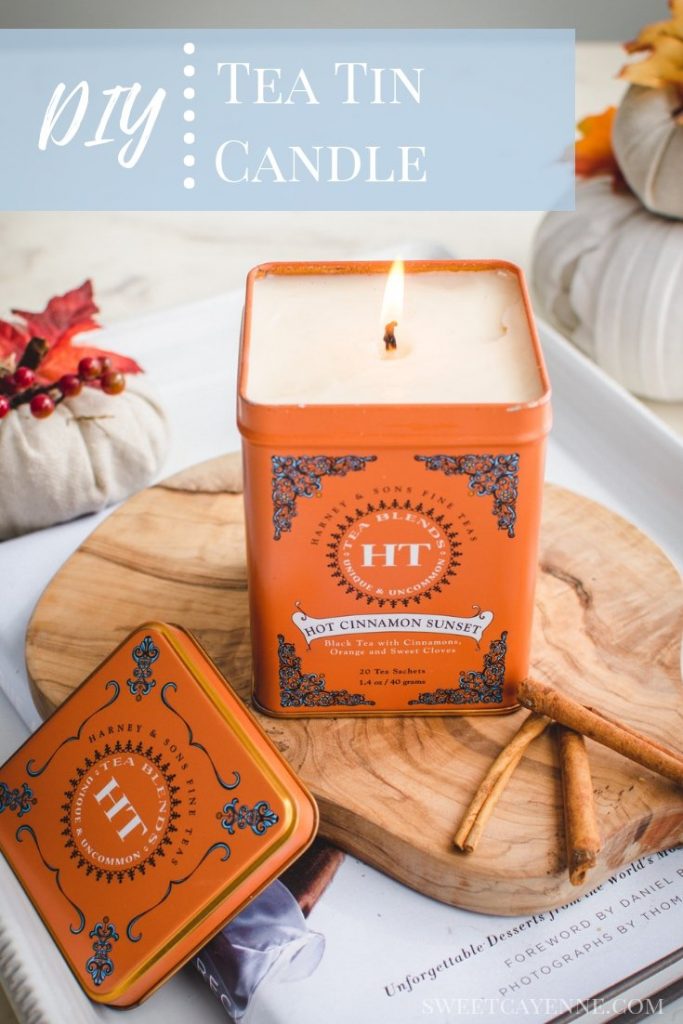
[1,298,682,1024]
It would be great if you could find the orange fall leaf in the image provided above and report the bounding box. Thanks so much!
[621,0,683,89]
[575,107,623,185]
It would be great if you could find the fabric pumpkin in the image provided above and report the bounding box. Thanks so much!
[613,84,683,221]
[532,178,683,401]
[0,376,168,540]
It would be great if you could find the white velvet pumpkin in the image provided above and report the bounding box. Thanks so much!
[532,178,683,401]
[613,84,683,221]
[0,376,168,540]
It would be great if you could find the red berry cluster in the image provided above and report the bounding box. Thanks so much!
[0,355,126,421]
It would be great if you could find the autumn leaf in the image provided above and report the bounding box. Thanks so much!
[11,279,100,346]
[575,107,626,188]
[0,280,142,383]
[40,342,142,381]
[0,320,27,365]
[621,0,683,89]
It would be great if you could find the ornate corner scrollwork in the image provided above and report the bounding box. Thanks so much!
[416,454,519,538]
[86,917,119,987]
[277,634,375,707]
[0,781,36,817]
[127,635,159,700]
[272,455,377,540]
[218,798,279,836]
[408,631,508,706]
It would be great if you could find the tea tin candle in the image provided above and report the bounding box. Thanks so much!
[238,260,552,716]
[0,623,318,1006]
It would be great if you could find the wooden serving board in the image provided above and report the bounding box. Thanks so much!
[26,455,683,915]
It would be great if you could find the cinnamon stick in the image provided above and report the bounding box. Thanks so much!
[454,712,550,852]
[516,678,683,788]
[557,726,601,886]
[585,705,683,767]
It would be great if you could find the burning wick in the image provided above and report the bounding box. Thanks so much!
[384,320,398,351]
[380,260,404,355]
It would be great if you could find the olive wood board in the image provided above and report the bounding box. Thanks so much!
[25,454,683,916]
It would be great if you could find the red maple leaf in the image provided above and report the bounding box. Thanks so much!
[0,280,142,382]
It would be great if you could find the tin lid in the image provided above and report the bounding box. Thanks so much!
[0,623,318,1007]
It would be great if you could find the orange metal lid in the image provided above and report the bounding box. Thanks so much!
[0,623,318,1007]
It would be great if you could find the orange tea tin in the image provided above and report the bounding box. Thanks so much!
[238,261,552,717]
[0,623,318,1006]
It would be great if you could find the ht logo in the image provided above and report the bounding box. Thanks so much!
[94,776,148,841]
[361,543,432,568]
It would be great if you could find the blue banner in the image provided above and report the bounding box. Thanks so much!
[0,29,574,211]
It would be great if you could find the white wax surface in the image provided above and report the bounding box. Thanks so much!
[245,269,544,405]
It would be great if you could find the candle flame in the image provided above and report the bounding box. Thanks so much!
[381,260,404,351]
